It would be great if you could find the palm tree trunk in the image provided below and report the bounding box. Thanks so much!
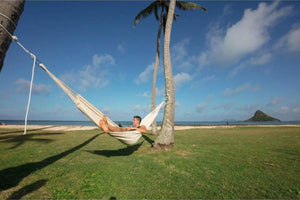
[0,0,25,72]
[154,0,176,147]
[151,8,164,135]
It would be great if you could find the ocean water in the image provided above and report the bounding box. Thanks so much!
[1,120,300,127]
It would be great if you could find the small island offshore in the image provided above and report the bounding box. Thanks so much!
[245,110,280,122]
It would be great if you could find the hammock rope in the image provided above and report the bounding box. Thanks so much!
[1,18,164,144]
[24,53,36,135]
[0,22,38,135]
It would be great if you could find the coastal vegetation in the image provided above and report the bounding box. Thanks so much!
[0,127,299,199]
[246,110,281,122]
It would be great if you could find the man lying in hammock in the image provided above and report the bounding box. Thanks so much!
[99,115,147,134]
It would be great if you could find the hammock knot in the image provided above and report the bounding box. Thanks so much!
[12,35,18,41]
[29,53,35,59]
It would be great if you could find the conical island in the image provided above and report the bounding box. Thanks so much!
[246,110,280,122]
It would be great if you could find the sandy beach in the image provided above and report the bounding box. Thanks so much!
[1,124,300,132]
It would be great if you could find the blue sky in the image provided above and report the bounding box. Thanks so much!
[0,1,300,122]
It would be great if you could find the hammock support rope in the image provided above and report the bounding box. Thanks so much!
[0,21,38,135]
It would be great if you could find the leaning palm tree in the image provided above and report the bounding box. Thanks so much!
[153,0,176,147]
[134,1,167,135]
[133,0,206,135]
[0,0,25,72]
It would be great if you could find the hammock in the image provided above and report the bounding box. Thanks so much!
[0,21,163,144]
[39,64,164,145]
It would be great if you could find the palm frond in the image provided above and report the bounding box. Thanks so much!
[154,5,159,21]
[164,5,169,16]
[176,1,207,12]
[133,1,160,27]
[163,4,179,22]
[173,14,180,21]
[163,14,167,33]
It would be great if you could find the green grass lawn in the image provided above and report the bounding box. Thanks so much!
[0,127,299,199]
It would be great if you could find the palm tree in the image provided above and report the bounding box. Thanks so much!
[153,0,176,147]
[134,1,206,135]
[134,1,167,135]
[0,0,25,72]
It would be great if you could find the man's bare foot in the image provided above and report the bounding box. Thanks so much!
[99,119,109,134]
[103,115,107,122]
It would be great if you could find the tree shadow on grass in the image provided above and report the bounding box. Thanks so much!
[0,125,58,135]
[142,134,154,145]
[0,134,99,191]
[85,141,143,157]
[0,132,65,149]
[6,179,47,200]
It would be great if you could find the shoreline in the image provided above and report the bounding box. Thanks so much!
[1,124,300,131]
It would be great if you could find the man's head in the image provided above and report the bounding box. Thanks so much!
[133,116,142,127]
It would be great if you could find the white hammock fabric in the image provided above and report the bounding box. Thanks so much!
[108,101,164,145]
[39,64,164,145]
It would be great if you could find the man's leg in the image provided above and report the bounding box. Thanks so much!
[100,115,128,132]
[99,118,110,133]
[107,124,127,132]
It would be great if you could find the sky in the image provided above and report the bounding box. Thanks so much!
[0,0,300,122]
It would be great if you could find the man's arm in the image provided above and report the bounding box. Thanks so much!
[110,125,147,133]
[135,125,147,134]
[107,124,130,132]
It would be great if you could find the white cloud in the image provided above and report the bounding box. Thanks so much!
[14,78,51,95]
[172,38,190,62]
[171,39,197,70]
[267,105,300,121]
[280,106,290,112]
[193,75,217,88]
[78,65,109,91]
[141,87,165,99]
[117,44,125,53]
[229,53,272,78]
[133,104,151,114]
[174,72,192,89]
[199,1,292,68]
[276,26,300,54]
[248,53,272,66]
[222,83,250,97]
[177,59,195,70]
[198,52,208,68]
[135,63,154,84]
[93,54,115,66]
[267,97,285,106]
[59,72,76,85]
[61,53,114,91]
[142,91,150,98]
[292,107,300,113]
